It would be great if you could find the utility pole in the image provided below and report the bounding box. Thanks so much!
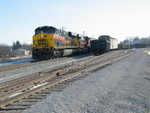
[92,34,94,38]
[61,27,66,31]
[83,31,85,36]
[61,27,66,36]
[9,46,12,57]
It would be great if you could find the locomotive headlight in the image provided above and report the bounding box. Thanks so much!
[40,34,47,37]
[34,45,37,48]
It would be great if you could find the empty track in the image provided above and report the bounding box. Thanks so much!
[0,50,133,112]
[0,57,69,72]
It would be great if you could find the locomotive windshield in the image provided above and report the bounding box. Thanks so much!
[35,26,56,35]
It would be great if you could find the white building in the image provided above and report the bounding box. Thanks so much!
[12,49,31,56]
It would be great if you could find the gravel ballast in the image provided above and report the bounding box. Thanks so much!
[22,49,150,113]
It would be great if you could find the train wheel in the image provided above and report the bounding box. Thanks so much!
[57,50,61,58]
[51,52,55,59]
[58,50,63,58]
[101,50,104,54]
[53,51,57,58]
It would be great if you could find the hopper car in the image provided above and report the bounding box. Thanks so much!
[90,35,118,55]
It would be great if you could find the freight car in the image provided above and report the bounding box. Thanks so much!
[118,44,130,49]
[32,26,90,60]
[90,35,118,55]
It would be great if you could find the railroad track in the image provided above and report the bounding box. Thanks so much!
[0,51,116,72]
[0,50,133,112]
[0,52,108,89]
[0,51,114,88]
[0,56,70,72]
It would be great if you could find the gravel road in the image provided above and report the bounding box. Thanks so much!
[23,48,150,113]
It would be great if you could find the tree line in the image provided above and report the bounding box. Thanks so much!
[0,41,32,61]
[120,36,150,48]
[121,36,150,44]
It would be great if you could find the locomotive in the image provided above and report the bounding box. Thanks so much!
[32,26,90,60]
[90,35,118,55]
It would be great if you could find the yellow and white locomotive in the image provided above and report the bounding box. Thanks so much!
[32,26,90,60]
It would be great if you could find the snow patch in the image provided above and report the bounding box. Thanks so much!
[0,58,34,66]
[8,82,48,98]
[9,92,23,98]
[30,82,48,90]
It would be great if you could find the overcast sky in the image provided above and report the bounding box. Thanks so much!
[0,0,150,45]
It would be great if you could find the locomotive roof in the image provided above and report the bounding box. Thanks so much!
[98,35,117,41]
[35,26,57,30]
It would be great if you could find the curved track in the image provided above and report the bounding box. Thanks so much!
[0,50,133,112]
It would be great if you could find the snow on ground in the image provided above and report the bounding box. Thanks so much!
[10,55,32,60]
[0,55,33,66]
[0,58,33,66]
[23,49,150,113]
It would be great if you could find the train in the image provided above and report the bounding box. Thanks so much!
[90,35,118,55]
[32,26,91,60]
[32,26,129,60]
[118,44,130,49]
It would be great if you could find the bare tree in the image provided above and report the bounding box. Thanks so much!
[122,36,150,48]
[0,44,10,61]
